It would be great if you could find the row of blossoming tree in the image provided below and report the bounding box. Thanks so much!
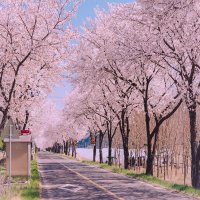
[61,0,200,188]
[3,0,200,189]
[0,0,80,135]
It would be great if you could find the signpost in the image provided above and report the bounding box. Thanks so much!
[91,137,95,145]
[1,118,19,186]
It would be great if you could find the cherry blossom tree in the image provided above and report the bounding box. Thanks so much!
[38,0,200,188]
[0,0,80,135]
[62,85,113,163]
[137,0,200,187]
[69,5,183,173]
[30,100,62,149]
[67,35,139,168]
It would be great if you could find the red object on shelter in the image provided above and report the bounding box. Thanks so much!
[21,130,30,135]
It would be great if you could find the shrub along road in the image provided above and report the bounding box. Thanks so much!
[38,152,199,200]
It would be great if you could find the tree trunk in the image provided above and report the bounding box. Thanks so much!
[68,140,71,156]
[0,109,9,135]
[157,155,159,177]
[93,143,96,162]
[146,154,154,175]
[188,105,200,188]
[106,120,118,166]
[164,156,166,180]
[146,129,159,175]
[71,141,76,157]
[143,93,153,175]
[74,142,77,158]
[108,136,112,165]
[99,130,104,163]
[195,144,200,187]
[119,147,121,168]
[64,141,69,155]
[93,136,97,162]
[99,147,103,163]
[63,140,66,154]
[119,112,130,169]
[22,110,29,130]
[123,141,129,169]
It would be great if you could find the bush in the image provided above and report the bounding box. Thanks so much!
[0,137,5,151]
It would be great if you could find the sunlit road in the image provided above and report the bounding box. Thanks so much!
[38,152,199,200]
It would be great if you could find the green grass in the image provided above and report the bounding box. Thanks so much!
[82,160,200,197]
[0,137,5,150]
[20,160,40,200]
[82,160,99,165]
[0,165,6,175]
[128,173,200,196]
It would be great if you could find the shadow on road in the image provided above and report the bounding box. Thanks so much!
[38,152,198,200]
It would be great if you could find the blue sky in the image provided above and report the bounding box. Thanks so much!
[48,0,133,108]
[73,0,134,27]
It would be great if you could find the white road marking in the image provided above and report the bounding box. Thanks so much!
[41,183,83,193]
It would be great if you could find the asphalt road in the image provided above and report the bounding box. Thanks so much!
[38,152,199,200]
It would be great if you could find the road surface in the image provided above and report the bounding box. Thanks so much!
[38,152,199,200]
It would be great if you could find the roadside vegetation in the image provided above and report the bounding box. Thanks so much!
[82,160,200,197]
[20,160,40,200]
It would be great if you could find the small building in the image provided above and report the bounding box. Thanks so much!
[4,135,32,176]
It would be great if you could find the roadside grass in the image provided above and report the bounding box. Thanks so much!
[0,164,6,175]
[59,154,75,160]
[82,160,200,197]
[1,159,40,200]
[58,153,83,162]
[20,160,40,200]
